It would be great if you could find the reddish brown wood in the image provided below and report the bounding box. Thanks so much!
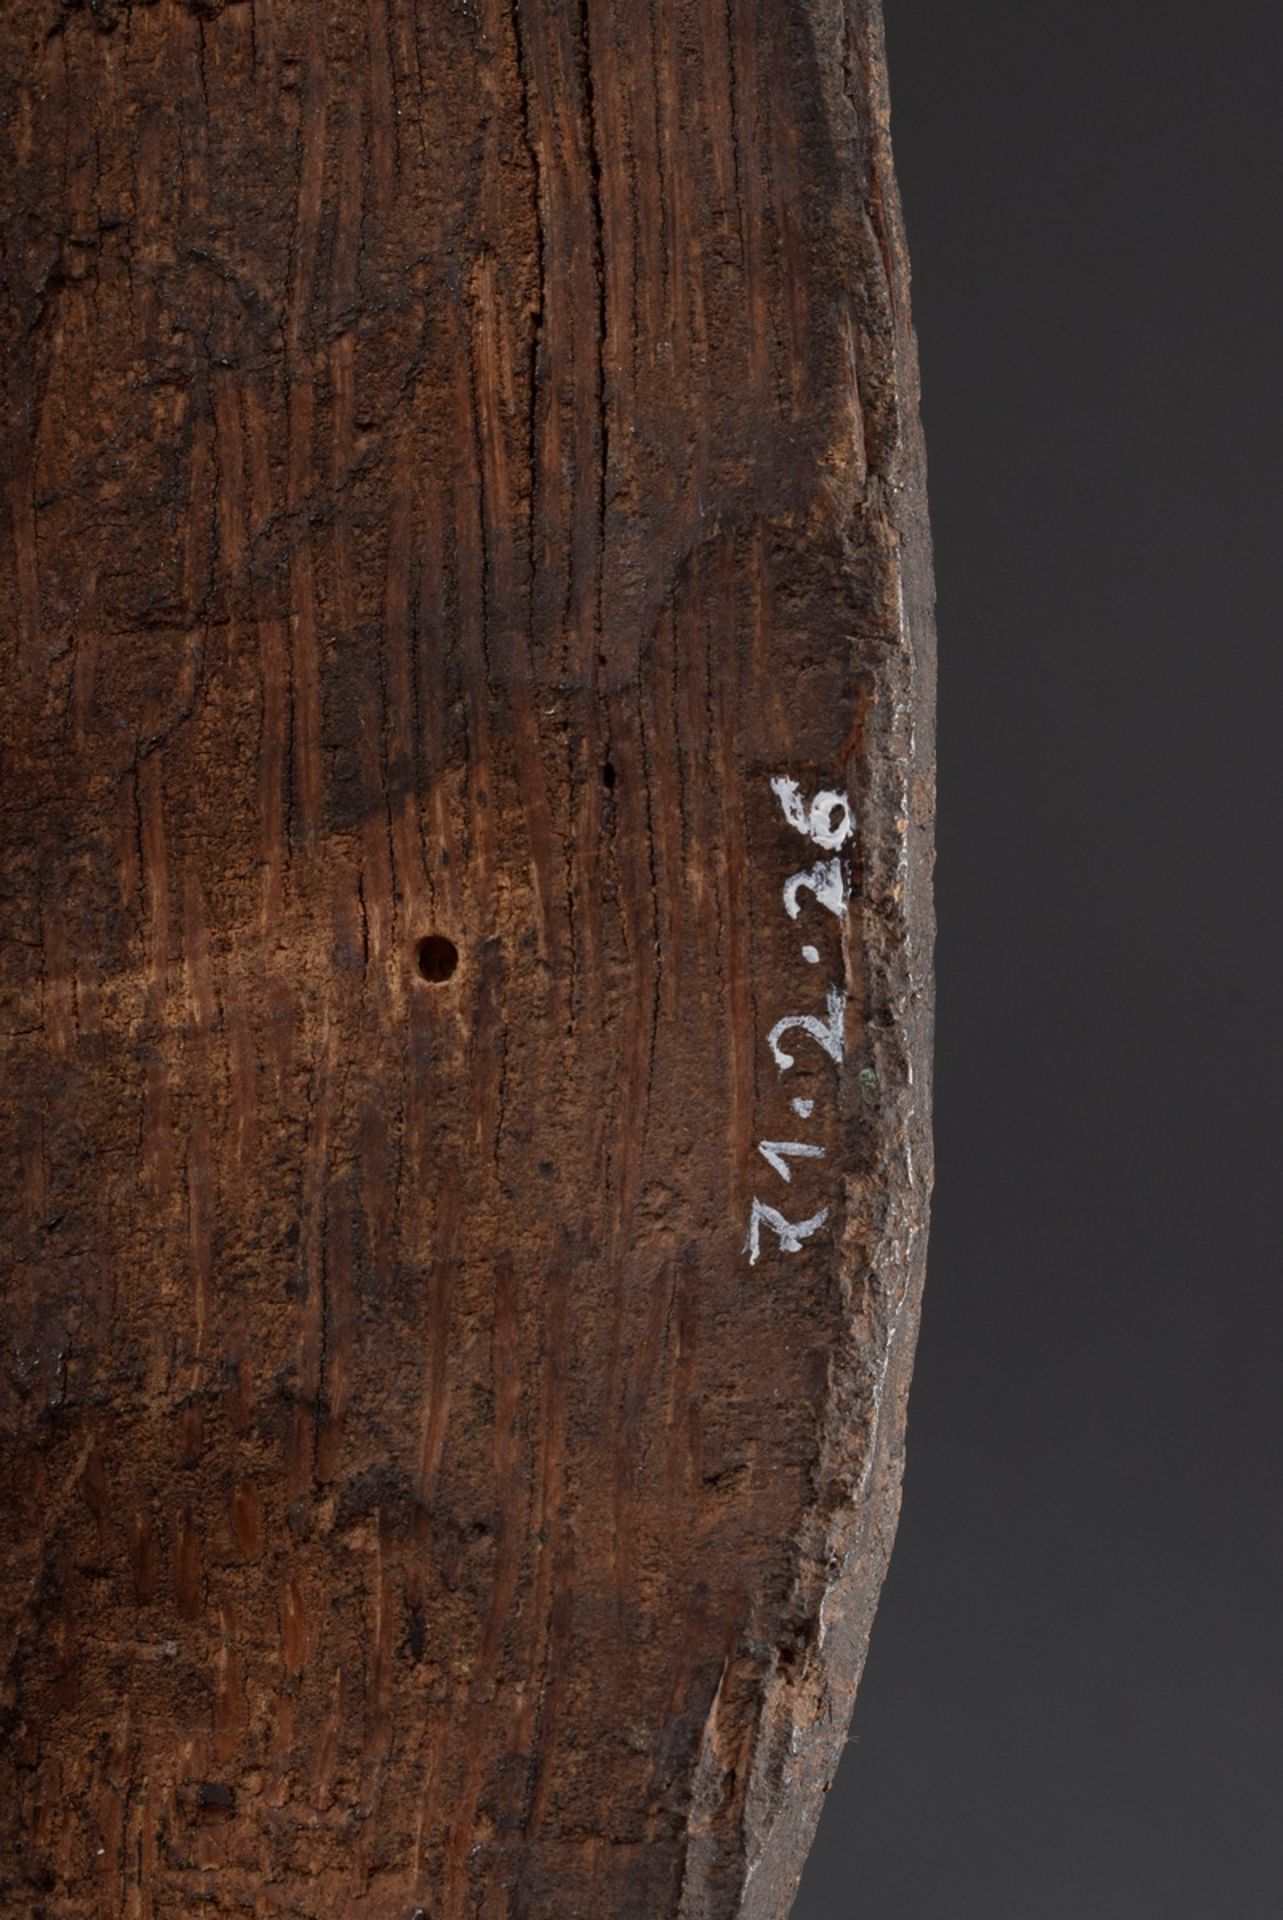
[0,2,934,1914]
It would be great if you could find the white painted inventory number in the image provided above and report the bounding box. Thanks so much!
[744,776,853,1265]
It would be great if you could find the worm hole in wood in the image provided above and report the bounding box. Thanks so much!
[415,935,459,983]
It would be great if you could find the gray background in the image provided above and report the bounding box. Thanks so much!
[796,2,1282,1914]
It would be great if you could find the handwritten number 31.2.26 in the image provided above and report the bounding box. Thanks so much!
[745,778,853,1266]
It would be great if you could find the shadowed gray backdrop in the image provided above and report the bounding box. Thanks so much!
[796,2,1283,1914]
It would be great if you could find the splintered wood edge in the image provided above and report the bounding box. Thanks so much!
[697,8,935,1914]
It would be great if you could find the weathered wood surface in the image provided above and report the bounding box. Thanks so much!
[0,1,933,1914]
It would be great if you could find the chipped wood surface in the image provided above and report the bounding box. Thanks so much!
[0,1,934,1914]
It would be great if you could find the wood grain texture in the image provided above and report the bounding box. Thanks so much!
[0,1,934,1914]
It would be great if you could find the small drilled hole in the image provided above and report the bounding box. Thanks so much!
[415,934,459,983]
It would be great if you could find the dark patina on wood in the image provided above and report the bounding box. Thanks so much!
[0,1,934,1914]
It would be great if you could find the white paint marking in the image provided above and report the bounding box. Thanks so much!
[757,1139,826,1183]
[770,776,854,849]
[767,985,845,1070]
[783,857,847,922]
[745,1199,830,1265]
[746,776,859,1265]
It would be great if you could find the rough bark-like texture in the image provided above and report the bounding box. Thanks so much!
[0,1,933,1914]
